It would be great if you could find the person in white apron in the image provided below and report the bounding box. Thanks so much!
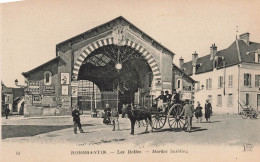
[155,91,167,111]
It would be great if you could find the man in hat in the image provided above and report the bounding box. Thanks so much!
[72,104,84,134]
[103,103,111,124]
[155,91,167,110]
[180,99,194,132]
[172,89,181,104]
[165,90,172,103]
[5,107,10,119]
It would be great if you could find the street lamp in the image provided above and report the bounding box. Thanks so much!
[115,63,122,70]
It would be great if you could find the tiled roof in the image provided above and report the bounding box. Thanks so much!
[182,39,260,76]
[56,16,175,56]
[22,56,60,77]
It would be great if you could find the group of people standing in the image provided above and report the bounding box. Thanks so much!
[181,99,213,132]
[194,99,213,123]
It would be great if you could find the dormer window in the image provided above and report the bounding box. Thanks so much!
[44,71,52,85]
[255,49,260,63]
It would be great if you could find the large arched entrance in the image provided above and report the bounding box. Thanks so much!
[76,44,154,112]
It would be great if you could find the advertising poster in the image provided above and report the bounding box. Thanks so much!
[61,73,70,85]
[62,85,69,96]
[72,87,78,97]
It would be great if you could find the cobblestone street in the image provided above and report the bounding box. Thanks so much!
[2,114,260,146]
[1,114,260,162]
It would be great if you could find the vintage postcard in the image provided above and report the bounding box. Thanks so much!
[1,0,260,161]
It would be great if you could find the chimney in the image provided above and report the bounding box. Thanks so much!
[15,79,18,86]
[179,57,184,68]
[210,44,217,60]
[239,32,250,45]
[192,51,198,66]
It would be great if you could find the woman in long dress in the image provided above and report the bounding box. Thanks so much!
[205,99,212,122]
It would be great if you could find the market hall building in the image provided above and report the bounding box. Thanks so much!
[22,17,196,116]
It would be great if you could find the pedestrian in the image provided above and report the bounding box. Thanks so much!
[111,107,120,131]
[205,99,212,122]
[72,104,84,134]
[5,107,10,119]
[103,104,111,124]
[195,102,203,123]
[179,99,194,132]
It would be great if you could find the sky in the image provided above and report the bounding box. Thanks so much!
[1,0,260,87]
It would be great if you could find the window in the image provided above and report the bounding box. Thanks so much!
[255,75,260,87]
[246,93,249,106]
[258,54,260,63]
[44,71,52,85]
[217,94,222,107]
[46,73,50,83]
[228,94,233,106]
[228,75,233,87]
[218,76,224,88]
[7,96,10,102]
[244,73,251,87]
[177,79,181,89]
[206,78,212,90]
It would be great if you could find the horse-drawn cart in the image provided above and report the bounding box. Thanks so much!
[150,102,185,131]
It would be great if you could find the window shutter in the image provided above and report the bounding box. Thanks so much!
[244,74,247,86]
[218,77,220,88]
[249,74,251,86]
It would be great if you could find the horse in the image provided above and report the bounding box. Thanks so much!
[122,104,153,135]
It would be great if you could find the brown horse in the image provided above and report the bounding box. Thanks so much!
[122,104,153,135]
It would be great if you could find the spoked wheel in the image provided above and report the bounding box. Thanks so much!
[241,111,248,119]
[168,104,185,131]
[151,113,166,130]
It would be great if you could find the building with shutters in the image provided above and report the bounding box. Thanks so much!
[179,33,260,114]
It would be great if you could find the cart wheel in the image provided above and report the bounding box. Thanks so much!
[151,114,166,130]
[241,111,248,119]
[168,104,185,131]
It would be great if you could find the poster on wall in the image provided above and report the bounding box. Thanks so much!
[24,94,32,105]
[43,86,55,95]
[72,87,78,97]
[32,95,42,105]
[62,85,69,95]
[61,73,70,85]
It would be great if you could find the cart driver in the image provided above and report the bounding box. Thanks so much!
[172,89,181,104]
[155,91,167,111]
